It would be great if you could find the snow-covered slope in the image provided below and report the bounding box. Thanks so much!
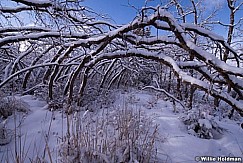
[0,90,242,162]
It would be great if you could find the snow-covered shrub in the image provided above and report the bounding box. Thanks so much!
[214,101,242,121]
[0,96,29,119]
[0,120,11,145]
[181,108,223,139]
[78,88,116,111]
[58,106,160,163]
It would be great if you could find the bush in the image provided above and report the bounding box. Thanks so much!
[0,96,30,119]
[181,108,223,139]
[0,120,11,145]
[58,106,160,163]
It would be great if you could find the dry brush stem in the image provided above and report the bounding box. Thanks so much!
[59,105,160,162]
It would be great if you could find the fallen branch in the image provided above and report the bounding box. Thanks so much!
[142,85,186,109]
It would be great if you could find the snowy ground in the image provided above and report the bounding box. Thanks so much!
[0,89,242,162]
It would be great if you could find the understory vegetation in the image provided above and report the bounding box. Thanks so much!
[59,106,159,162]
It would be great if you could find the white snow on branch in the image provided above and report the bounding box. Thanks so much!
[182,23,224,41]
[0,32,87,46]
[12,0,52,7]
[186,41,243,76]
[0,26,51,33]
[85,49,243,112]
[0,62,58,88]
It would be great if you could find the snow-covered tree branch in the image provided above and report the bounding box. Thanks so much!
[0,0,242,116]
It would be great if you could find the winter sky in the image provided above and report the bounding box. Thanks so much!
[83,0,243,37]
